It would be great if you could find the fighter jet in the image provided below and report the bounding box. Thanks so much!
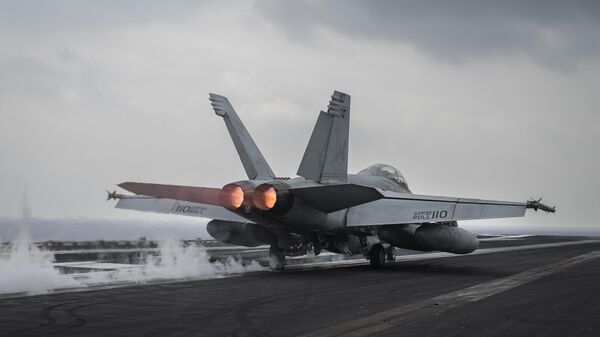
[110,91,555,269]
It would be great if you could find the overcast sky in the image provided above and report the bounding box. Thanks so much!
[1,1,599,234]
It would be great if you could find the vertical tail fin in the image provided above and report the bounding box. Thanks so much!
[209,94,275,180]
[297,91,350,183]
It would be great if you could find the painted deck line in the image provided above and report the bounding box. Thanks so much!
[298,250,600,337]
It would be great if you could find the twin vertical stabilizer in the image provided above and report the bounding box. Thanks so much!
[209,91,350,184]
[297,91,350,183]
[209,94,275,180]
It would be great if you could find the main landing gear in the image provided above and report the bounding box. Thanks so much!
[368,243,396,268]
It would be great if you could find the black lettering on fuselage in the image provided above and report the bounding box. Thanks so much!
[413,210,449,220]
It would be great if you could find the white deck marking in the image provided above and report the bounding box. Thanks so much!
[477,234,533,241]
[298,249,600,337]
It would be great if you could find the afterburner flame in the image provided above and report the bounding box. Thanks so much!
[229,186,244,208]
[220,185,244,209]
[254,185,277,210]
[262,187,277,209]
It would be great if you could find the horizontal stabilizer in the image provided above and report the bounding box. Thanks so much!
[290,184,382,213]
[119,182,221,206]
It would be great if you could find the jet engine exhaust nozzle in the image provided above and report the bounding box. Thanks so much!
[220,184,244,209]
[253,182,294,215]
[254,184,277,210]
[220,181,255,210]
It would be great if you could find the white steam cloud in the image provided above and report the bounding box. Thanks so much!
[0,224,79,294]
[0,222,267,296]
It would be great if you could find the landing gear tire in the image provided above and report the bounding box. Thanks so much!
[312,240,322,256]
[269,244,286,270]
[385,245,396,262]
[369,243,386,269]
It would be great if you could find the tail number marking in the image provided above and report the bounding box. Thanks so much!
[172,204,207,215]
[413,210,448,220]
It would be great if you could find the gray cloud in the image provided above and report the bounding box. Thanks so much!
[0,1,202,31]
[0,0,598,236]
[256,0,600,68]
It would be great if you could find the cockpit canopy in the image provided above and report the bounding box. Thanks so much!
[358,164,409,190]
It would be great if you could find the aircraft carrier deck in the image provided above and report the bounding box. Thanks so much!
[1,235,599,337]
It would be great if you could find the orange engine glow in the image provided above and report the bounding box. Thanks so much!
[220,185,244,209]
[262,186,277,209]
[254,185,277,210]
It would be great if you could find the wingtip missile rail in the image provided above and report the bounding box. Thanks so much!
[526,198,556,213]
[106,190,154,201]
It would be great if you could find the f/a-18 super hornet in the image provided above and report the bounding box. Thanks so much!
[109,91,555,269]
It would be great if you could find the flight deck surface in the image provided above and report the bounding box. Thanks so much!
[1,235,599,337]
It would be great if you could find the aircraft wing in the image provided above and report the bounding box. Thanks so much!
[115,197,253,223]
[345,189,534,227]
